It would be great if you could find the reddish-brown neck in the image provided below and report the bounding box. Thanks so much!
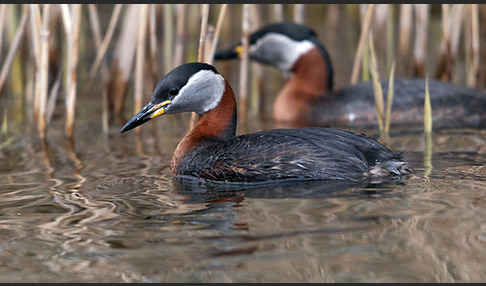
[273,47,330,124]
[170,81,237,173]
[289,46,330,96]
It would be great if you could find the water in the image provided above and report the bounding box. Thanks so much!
[2,4,486,282]
[1,92,486,282]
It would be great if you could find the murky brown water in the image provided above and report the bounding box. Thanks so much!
[2,4,486,282]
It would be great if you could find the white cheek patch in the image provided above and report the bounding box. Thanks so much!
[169,70,225,115]
[250,33,315,71]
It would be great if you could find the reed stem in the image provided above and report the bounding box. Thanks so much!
[238,4,250,124]
[174,4,186,67]
[87,4,110,133]
[273,4,284,22]
[208,4,227,65]
[189,4,209,130]
[413,4,429,77]
[197,4,209,62]
[368,33,384,134]
[64,4,81,139]
[89,4,123,78]
[424,77,432,134]
[0,6,27,95]
[384,61,395,136]
[351,4,375,85]
[163,4,174,72]
[37,4,50,139]
[398,4,412,59]
[0,5,7,57]
[467,4,479,87]
[294,4,304,24]
[134,4,148,136]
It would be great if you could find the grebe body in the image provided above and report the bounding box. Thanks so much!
[121,63,411,184]
[215,22,486,128]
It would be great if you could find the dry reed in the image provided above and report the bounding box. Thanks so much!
[174,4,186,67]
[208,4,228,65]
[238,4,250,124]
[197,4,209,62]
[37,4,50,139]
[424,77,432,133]
[399,4,412,58]
[384,61,395,136]
[87,4,109,133]
[63,4,81,139]
[163,4,174,72]
[467,4,479,87]
[148,4,158,83]
[413,4,429,77]
[107,5,138,123]
[89,4,122,78]
[424,77,433,178]
[189,4,209,130]
[0,5,7,56]
[250,4,264,117]
[273,4,284,22]
[0,6,27,95]
[294,4,304,24]
[134,4,148,135]
[368,33,384,134]
[386,4,394,71]
[351,4,375,85]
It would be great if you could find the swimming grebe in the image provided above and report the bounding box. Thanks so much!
[214,22,486,129]
[120,62,411,184]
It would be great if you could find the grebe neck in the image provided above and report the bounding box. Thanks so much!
[272,46,331,124]
[288,46,331,96]
[171,80,237,173]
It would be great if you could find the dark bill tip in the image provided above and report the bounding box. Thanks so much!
[120,103,154,133]
[213,46,239,61]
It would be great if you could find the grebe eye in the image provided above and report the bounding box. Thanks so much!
[169,88,179,96]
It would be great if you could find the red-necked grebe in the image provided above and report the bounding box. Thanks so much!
[121,62,411,184]
[214,22,486,129]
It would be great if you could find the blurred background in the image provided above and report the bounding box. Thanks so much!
[0,4,485,140]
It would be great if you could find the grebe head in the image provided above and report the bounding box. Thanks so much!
[120,62,226,133]
[214,22,318,72]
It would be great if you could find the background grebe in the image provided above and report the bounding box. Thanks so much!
[214,22,486,129]
[120,63,411,184]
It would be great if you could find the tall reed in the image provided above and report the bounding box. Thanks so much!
[134,4,148,135]
[413,4,429,77]
[173,4,186,67]
[351,4,375,85]
[0,5,27,95]
[0,5,6,55]
[89,4,122,78]
[250,4,264,117]
[424,78,432,134]
[273,4,284,22]
[107,5,138,123]
[87,4,110,133]
[189,4,209,130]
[423,77,433,178]
[63,4,81,139]
[239,4,250,124]
[399,4,412,59]
[294,4,304,24]
[368,33,384,134]
[466,4,479,87]
[38,4,50,139]
[207,4,227,65]
[384,62,395,136]
[163,4,174,73]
